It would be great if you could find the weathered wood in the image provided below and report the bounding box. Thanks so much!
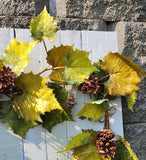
[0,29,123,160]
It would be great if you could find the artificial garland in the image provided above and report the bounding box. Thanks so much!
[0,6,145,160]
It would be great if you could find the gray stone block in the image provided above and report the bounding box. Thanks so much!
[58,0,146,22]
[0,0,35,16]
[57,18,107,31]
[124,123,146,159]
[0,16,31,28]
[34,0,49,15]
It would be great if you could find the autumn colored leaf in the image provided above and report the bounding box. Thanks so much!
[2,37,37,75]
[0,101,37,138]
[63,49,98,84]
[0,60,4,70]
[75,100,109,121]
[126,92,137,112]
[29,6,57,42]
[41,83,73,132]
[73,144,109,160]
[59,132,91,152]
[113,136,138,160]
[13,72,63,122]
[101,52,142,96]
[47,45,74,82]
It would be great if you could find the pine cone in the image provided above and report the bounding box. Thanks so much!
[0,66,15,94]
[78,75,100,94]
[95,129,116,159]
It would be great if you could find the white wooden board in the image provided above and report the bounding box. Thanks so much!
[0,29,123,160]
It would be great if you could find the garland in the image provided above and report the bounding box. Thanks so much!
[0,6,145,160]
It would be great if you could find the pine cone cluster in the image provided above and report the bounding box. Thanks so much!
[95,129,116,159]
[0,66,15,94]
[78,75,100,94]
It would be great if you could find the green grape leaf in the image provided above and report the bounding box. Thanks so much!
[82,129,97,144]
[13,72,63,122]
[0,60,4,70]
[126,92,137,112]
[73,144,108,160]
[101,52,143,96]
[113,136,138,160]
[41,83,73,132]
[59,132,92,152]
[75,100,109,121]
[63,49,98,84]
[0,101,37,138]
[2,37,37,75]
[47,45,74,82]
[29,6,57,42]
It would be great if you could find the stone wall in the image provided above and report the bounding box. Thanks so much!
[0,0,146,159]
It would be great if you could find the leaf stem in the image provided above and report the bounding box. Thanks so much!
[43,40,48,54]
[98,74,110,82]
[38,66,65,76]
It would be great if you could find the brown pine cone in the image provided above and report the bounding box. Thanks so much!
[78,74,100,94]
[95,129,116,159]
[0,66,15,94]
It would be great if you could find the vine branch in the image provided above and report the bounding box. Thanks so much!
[98,74,110,82]
[38,66,65,76]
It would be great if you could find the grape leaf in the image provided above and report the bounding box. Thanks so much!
[82,129,97,144]
[41,83,73,132]
[113,136,138,160]
[29,6,57,42]
[75,100,109,121]
[59,132,92,152]
[63,49,98,84]
[0,60,4,69]
[0,101,37,138]
[101,52,142,96]
[13,72,63,122]
[47,45,74,82]
[126,92,137,112]
[73,144,109,160]
[2,37,37,75]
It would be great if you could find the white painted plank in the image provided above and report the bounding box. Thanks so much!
[81,31,123,136]
[0,28,23,160]
[15,29,47,160]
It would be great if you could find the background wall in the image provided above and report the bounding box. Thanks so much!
[0,0,145,159]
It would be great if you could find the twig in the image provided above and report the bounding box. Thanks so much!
[98,74,110,82]
[43,40,48,54]
[38,66,65,76]
[102,92,108,99]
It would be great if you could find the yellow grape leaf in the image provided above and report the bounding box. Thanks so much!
[75,100,109,121]
[13,72,63,122]
[63,49,98,84]
[47,45,74,82]
[0,60,4,70]
[2,37,37,75]
[29,6,57,42]
[126,92,137,112]
[101,52,142,96]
